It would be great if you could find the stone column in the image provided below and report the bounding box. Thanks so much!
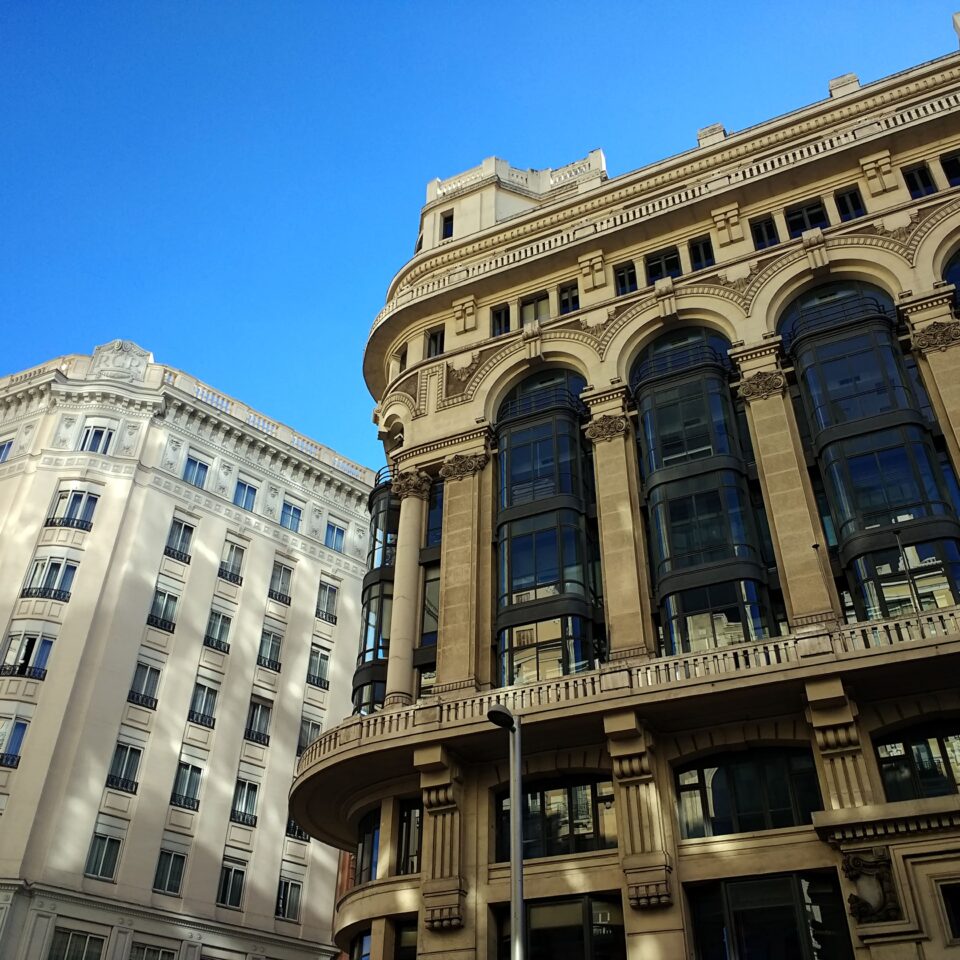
[806,677,875,810]
[435,445,491,695]
[902,286,960,466]
[583,389,657,658]
[384,469,431,708]
[732,340,840,629]
[415,744,465,931]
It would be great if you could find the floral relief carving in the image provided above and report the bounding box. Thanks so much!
[446,351,481,384]
[913,320,960,352]
[54,415,77,448]
[119,423,140,455]
[585,414,628,443]
[391,469,432,500]
[439,452,489,481]
[737,370,787,402]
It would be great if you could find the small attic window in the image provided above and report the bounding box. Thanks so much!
[441,211,454,240]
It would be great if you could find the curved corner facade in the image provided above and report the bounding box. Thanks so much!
[294,37,960,960]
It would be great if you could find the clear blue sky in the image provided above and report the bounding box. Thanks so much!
[2,1,957,468]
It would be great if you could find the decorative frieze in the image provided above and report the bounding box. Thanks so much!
[913,319,960,352]
[391,469,432,500]
[585,414,628,443]
[439,452,489,481]
[737,370,787,402]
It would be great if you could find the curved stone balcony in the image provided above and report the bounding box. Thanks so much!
[290,607,960,849]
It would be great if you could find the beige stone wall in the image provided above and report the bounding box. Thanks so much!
[0,342,372,960]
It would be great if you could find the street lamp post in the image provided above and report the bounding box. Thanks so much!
[487,703,524,960]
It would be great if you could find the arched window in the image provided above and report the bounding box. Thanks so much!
[944,247,960,293]
[874,720,960,801]
[495,369,605,686]
[630,327,782,654]
[676,747,821,839]
[778,281,960,622]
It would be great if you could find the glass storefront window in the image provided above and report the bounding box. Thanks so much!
[497,895,625,960]
[875,721,960,801]
[663,580,769,654]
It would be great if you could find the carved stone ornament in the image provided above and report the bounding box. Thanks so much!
[446,351,481,383]
[585,414,628,443]
[119,423,140,455]
[913,319,960,353]
[843,846,902,923]
[89,339,152,382]
[392,469,432,500]
[439,452,489,481]
[54,415,77,448]
[737,370,786,402]
[162,436,183,470]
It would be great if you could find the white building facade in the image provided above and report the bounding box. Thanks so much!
[0,340,373,960]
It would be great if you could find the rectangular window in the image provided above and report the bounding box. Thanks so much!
[85,833,121,880]
[520,292,549,325]
[50,489,99,527]
[182,455,208,489]
[280,500,302,532]
[130,662,160,701]
[491,304,511,337]
[129,945,177,960]
[79,422,115,454]
[440,210,454,240]
[307,644,330,687]
[558,282,580,315]
[171,761,202,807]
[421,566,440,647]
[148,589,178,630]
[217,862,246,908]
[205,609,232,645]
[47,930,106,960]
[614,261,638,296]
[298,716,323,756]
[24,556,78,597]
[644,246,682,284]
[903,163,937,199]
[397,345,407,373]
[785,198,830,238]
[220,541,245,581]
[689,235,715,271]
[0,439,12,462]
[325,522,346,552]
[0,716,28,763]
[107,743,142,791]
[2,631,54,677]
[426,480,444,546]
[269,561,293,598]
[425,327,445,358]
[397,800,423,875]
[751,215,780,250]
[317,580,339,622]
[942,151,960,188]
[165,519,194,558]
[276,877,303,921]
[245,699,272,743]
[153,849,186,895]
[189,681,218,725]
[835,186,866,222]
[941,880,960,939]
[258,629,283,670]
[233,480,257,511]
[231,778,259,824]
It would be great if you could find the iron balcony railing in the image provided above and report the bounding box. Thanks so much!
[218,564,243,585]
[315,608,337,625]
[268,589,291,606]
[230,810,258,827]
[163,545,191,564]
[203,635,230,654]
[244,728,270,746]
[0,754,21,769]
[306,673,330,690]
[106,775,138,794]
[0,664,47,681]
[188,710,215,729]
[45,516,93,532]
[21,586,70,602]
[257,656,281,672]
[286,819,310,841]
[170,793,199,811]
[127,690,157,710]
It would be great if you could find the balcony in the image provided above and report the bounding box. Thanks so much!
[306,673,330,690]
[20,586,70,602]
[188,710,216,729]
[106,775,138,794]
[163,545,192,564]
[316,608,338,625]
[268,589,291,606]
[257,655,281,672]
[0,664,47,681]
[230,810,258,827]
[0,753,21,769]
[244,728,270,746]
[203,635,231,654]
[291,605,960,849]
[45,516,93,532]
[170,793,199,811]
[218,563,243,586]
[127,690,157,710]
[146,614,176,633]
[286,819,310,841]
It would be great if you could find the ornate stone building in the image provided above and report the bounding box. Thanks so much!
[0,342,373,960]
[293,18,960,960]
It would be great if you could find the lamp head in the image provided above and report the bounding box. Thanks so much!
[487,704,515,731]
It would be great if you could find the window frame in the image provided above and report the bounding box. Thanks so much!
[557,281,580,315]
[182,454,209,489]
[217,861,246,909]
[425,327,445,358]
[276,876,303,921]
[689,235,715,271]
[85,832,122,880]
[835,186,866,221]
[784,197,830,238]
[233,479,257,511]
[903,162,937,199]
[613,261,638,296]
[153,849,186,895]
[280,499,303,532]
[325,521,346,553]
[750,215,780,250]
[644,246,682,285]
[491,303,511,337]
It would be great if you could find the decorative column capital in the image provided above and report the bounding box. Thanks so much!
[586,413,629,443]
[439,451,488,481]
[391,469,432,500]
[737,369,788,402]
